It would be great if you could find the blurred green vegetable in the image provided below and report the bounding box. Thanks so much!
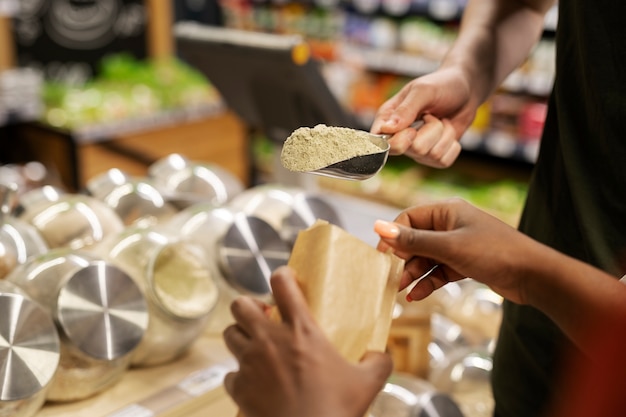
[41,53,221,129]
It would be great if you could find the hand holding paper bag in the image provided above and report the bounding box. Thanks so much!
[224,220,404,417]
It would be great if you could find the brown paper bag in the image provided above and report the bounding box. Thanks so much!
[236,220,404,416]
[287,219,404,362]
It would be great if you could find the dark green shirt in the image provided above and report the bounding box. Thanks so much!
[492,2,626,416]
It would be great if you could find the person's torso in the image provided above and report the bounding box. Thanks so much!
[522,0,626,275]
[493,2,626,417]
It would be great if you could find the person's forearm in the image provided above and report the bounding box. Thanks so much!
[520,243,626,355]
[441,0,554,104]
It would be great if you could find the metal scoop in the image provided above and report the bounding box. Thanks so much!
[311,120,425,181]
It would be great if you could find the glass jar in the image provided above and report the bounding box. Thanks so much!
[5,249,149,402]
[445,281,503,345]
[16,186,125,250]
[86,168,178,228]
[429,347,495,417]
[227,184,342,246]
[0,280,60,417]
[148,153,244,209]
[164,204,291,335]
[0,183,48,279]
[369,373,464,417]
[91,226,220,366]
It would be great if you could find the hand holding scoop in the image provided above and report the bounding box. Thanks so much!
[281,120,425,181]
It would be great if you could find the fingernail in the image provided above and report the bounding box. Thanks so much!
[383,119,398,129]
[374,220,400,239]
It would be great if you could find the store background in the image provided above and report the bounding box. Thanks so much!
[0,1,556,416]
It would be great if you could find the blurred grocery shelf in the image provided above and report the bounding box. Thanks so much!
[55,101,226,145]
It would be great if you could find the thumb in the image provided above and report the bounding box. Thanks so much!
[374,219,441,260]
[371,89,421,134]
[269,266,315,328]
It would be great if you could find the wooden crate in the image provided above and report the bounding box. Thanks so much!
[9,110,251,191]
[387,312,432,379]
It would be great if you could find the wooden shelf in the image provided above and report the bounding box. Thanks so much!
[8,110,251,191]
[36,335,239,417]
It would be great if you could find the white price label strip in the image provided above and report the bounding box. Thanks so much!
[105,358,238,417]
[179,358,238,397]
[107,404,155,417]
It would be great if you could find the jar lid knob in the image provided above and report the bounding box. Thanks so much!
[57,262,149,360]
[218,214,290,297]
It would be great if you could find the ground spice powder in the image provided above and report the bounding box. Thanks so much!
[281,124,384,172]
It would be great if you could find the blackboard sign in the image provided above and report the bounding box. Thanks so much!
[12,0,148,84]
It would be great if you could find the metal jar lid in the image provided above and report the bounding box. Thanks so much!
[148,153,244,208]
[0,284,60,401]
[17,191,125,250]
[370,373,464,417]
[218,214,291,297]
[57,262,149,360]
[416,393,465,417]
[283,193,341,244]
[86,168,178,227]
[228,185,342,246]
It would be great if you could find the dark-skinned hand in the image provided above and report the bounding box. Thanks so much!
[223,266,393,417]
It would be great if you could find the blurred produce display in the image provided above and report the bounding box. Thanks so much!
[41,54,221,130]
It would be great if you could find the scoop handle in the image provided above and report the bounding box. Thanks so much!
[410,119,425,130]
[377,118,425,140]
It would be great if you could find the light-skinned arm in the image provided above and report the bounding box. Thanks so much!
[370,0,556,168]
[374,198,626,355]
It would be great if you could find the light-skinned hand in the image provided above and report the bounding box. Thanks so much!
[370,67,479,168]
